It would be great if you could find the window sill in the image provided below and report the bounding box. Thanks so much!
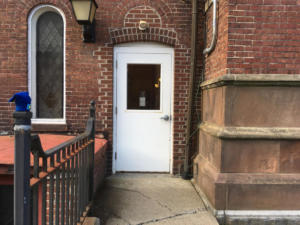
[32,122,68,132]
[31,119,66,124]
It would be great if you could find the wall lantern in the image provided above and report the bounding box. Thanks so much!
[70,0,98,43]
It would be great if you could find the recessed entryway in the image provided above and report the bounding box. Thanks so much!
[113,43,174,173]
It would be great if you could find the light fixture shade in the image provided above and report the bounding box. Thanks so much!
[70,0,98,25]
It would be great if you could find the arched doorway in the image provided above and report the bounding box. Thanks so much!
[113,43,174,173]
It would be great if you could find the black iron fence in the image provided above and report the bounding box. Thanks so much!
[13,101,96,225]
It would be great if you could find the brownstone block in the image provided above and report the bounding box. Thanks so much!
[202,87,225,126]
[222,140,280,173]
[280,141,300,173]
[215,182,227,210]
[225,86,300,127]
[194,145,300,210]
[199,131,222,170]
[194,155,218,207]
[227,183,300,210]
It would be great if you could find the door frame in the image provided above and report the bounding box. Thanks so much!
[113,42,174,174]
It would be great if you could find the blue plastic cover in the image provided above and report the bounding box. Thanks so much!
[9,92,31,111]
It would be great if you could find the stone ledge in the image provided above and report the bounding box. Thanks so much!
[193,156,300,210]
[195,155,300,185]
[201,74,300,89]
[199,122,300,139]
[192,179,300,225]
[216,211,300,225]
[216,173,300,185]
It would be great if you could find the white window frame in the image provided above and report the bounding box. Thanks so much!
[28,5,66,124]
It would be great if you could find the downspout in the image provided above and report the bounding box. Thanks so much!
[183,0,198,179]
[203,0,218,55]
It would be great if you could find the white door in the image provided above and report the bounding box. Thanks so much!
[114,44,173,172]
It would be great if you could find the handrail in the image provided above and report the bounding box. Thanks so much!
[31,100,95,158]
[29,100,96,225]
[31,130,89,157]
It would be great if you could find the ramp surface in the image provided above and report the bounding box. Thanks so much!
[91,173,219,225]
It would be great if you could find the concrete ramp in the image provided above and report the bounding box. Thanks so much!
[90,173,219,225]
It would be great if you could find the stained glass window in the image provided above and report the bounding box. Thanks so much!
[36,12,64,118]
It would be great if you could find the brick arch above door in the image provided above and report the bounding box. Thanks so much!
[113,0,173,27]
[109,27,177,46]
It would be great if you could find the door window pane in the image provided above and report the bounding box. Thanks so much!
[36,12,63,118]
[127,64,161,110]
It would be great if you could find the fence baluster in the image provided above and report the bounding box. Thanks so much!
[49,155,55,225]
[83,139,88,208]
[66,146,71,225]
[42,158,47,225]
[70,144,75,225]
[55,152,61,225]
[85,141,89,207]
[61,148,66,225]
[32,151,39,225]
[89,138,94,201]
[79,140,83,219]
[86,139,90,206]
[83,139,87,209]
[79,140,84,216]
[74,142,79,223]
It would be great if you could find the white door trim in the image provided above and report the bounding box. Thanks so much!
[112,42,174,174]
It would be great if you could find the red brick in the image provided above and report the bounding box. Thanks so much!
[0,0,205,175]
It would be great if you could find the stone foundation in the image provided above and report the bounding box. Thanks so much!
[193,74,300,224]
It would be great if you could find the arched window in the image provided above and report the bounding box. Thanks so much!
[28,5,66,123]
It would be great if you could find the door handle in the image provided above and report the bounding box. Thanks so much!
[160,115,170,121]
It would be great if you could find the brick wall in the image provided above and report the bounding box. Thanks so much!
[0,0,204,174]
[204,0,229,79]
[227,0,300,74]
[0,0,99,135]
[204,0,300,79]
[124,6,162,28]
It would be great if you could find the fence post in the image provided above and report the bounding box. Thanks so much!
[89,100,95,201]
[13,111,32,225]
[90,100,95,138]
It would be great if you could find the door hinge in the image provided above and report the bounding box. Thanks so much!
[115,106,118,114]
[116,60,118,69]
[115,152,117,160]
